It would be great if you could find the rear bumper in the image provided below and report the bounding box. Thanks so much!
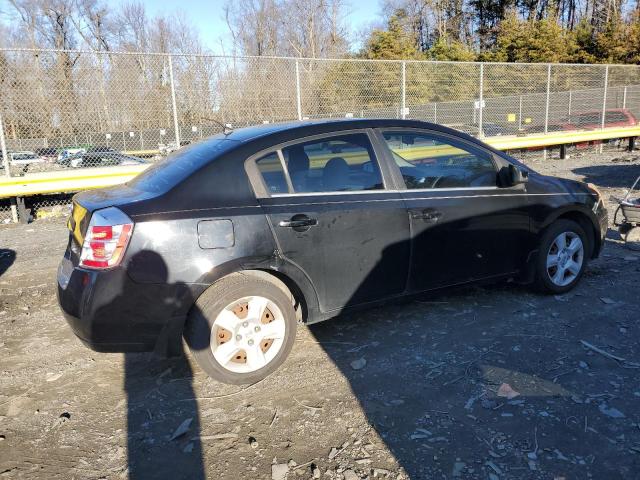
[57,257,202,356]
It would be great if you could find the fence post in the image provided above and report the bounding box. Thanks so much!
[518,95,523,131]
[478,63,484,137]
[622,85,627,109]
[434,103,437,123]
[568,90,572,118]
[0,112,11,177]
[295,59,302,121]
[601,65,609,130]
[0,112,18,223]
[168,55,181,146]
[401,61,406,119]
[544,64,552,135]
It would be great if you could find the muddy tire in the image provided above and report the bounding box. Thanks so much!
[184,273,297,385]
[533,219,588,294]
[624,227,640,251]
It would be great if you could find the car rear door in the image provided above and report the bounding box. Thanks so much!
[376,128,532,292]
[248,130,410,314]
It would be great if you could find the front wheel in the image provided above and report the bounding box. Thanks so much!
[184,273,297,385]
[533,219,588,294]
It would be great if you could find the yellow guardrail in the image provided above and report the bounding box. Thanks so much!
[0,164,150,198]
[0,126,638,200]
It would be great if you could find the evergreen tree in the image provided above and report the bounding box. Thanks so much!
[364,12,423,60]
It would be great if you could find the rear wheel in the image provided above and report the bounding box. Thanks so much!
[533,219,588,294]
[184,273,297,384]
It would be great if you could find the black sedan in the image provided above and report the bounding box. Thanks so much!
[57,119,607,384]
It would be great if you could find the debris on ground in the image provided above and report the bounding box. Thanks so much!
[350,358,367,370]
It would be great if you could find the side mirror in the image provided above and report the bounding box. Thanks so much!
[508,164,528,186]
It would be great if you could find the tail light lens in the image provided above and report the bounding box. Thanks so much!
[79,207,134,269]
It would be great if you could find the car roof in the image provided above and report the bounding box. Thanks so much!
[573,108,628,115]
[210,118,483,145]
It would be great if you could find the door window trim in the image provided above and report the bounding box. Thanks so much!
[373,127,507,192]
[245,129,393,198]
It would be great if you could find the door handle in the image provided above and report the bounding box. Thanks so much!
[279,216,318,228]
[410,209,443,222]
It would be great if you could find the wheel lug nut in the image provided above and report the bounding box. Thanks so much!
[248,339,254,346]
[236,334,242,341]
[254,326,261,332]
[242,321,249,328]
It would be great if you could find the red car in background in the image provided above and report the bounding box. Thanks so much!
[524,108,637,151]
[527,108,638,133]
[561,108,638,130]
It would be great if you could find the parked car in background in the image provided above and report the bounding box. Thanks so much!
[527,108,638,133]
[159,140,192,156]
[451,122,508,137]
[58,119,607,385]
[62,152,147,168]
[86,145,116,154]
[57,148,86,164]
[35,147,59,162]
[9,151,44,170]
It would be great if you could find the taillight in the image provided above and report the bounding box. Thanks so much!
[79,207,134,269]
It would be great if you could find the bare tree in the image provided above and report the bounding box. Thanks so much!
[283,0,350,57]
[225,0,282,56]
[115,0,149,52]
[72,0,114,51]
[225,0,350,57]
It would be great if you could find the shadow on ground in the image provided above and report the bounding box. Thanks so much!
[306,235,638,478]
[94,251,206,479]
[124,351,204,480]
[573,163,640,188]
[0,249,15,277]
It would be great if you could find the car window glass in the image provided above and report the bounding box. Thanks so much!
[576,113,600,125]
[281,133,382,193]
[605,112,626,123]
[382,131,497,189]
[256,152,288,194]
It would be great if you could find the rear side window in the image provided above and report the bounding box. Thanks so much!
[256,152,288,194]
[281,133,383,193]
[382,131,497,189]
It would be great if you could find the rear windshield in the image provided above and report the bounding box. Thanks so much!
[128,138,237,193]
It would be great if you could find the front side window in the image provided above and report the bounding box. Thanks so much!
[382,131,497,189]
[281,133,383,193]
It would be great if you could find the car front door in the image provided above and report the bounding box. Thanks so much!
[249,131,410,314]
[377,129,532,292]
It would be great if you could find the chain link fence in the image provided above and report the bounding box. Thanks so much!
[1,48,639,222]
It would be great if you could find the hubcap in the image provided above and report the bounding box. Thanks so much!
[210,296,286,374]
[546,231,584,287]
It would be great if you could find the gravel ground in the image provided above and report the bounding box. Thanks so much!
[1,146,640,480]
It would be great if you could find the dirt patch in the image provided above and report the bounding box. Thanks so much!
[1,147,639,479]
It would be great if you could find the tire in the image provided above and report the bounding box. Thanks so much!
[533,219,588,294]
[184,273,297,385]
[624,227,640,251]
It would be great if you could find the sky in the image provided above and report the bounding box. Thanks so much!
[0,0,382,54]
[113,0,382,54]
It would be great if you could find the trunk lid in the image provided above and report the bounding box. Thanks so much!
[67,184,157,253]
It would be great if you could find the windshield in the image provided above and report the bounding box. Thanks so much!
[128,138,238,193]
